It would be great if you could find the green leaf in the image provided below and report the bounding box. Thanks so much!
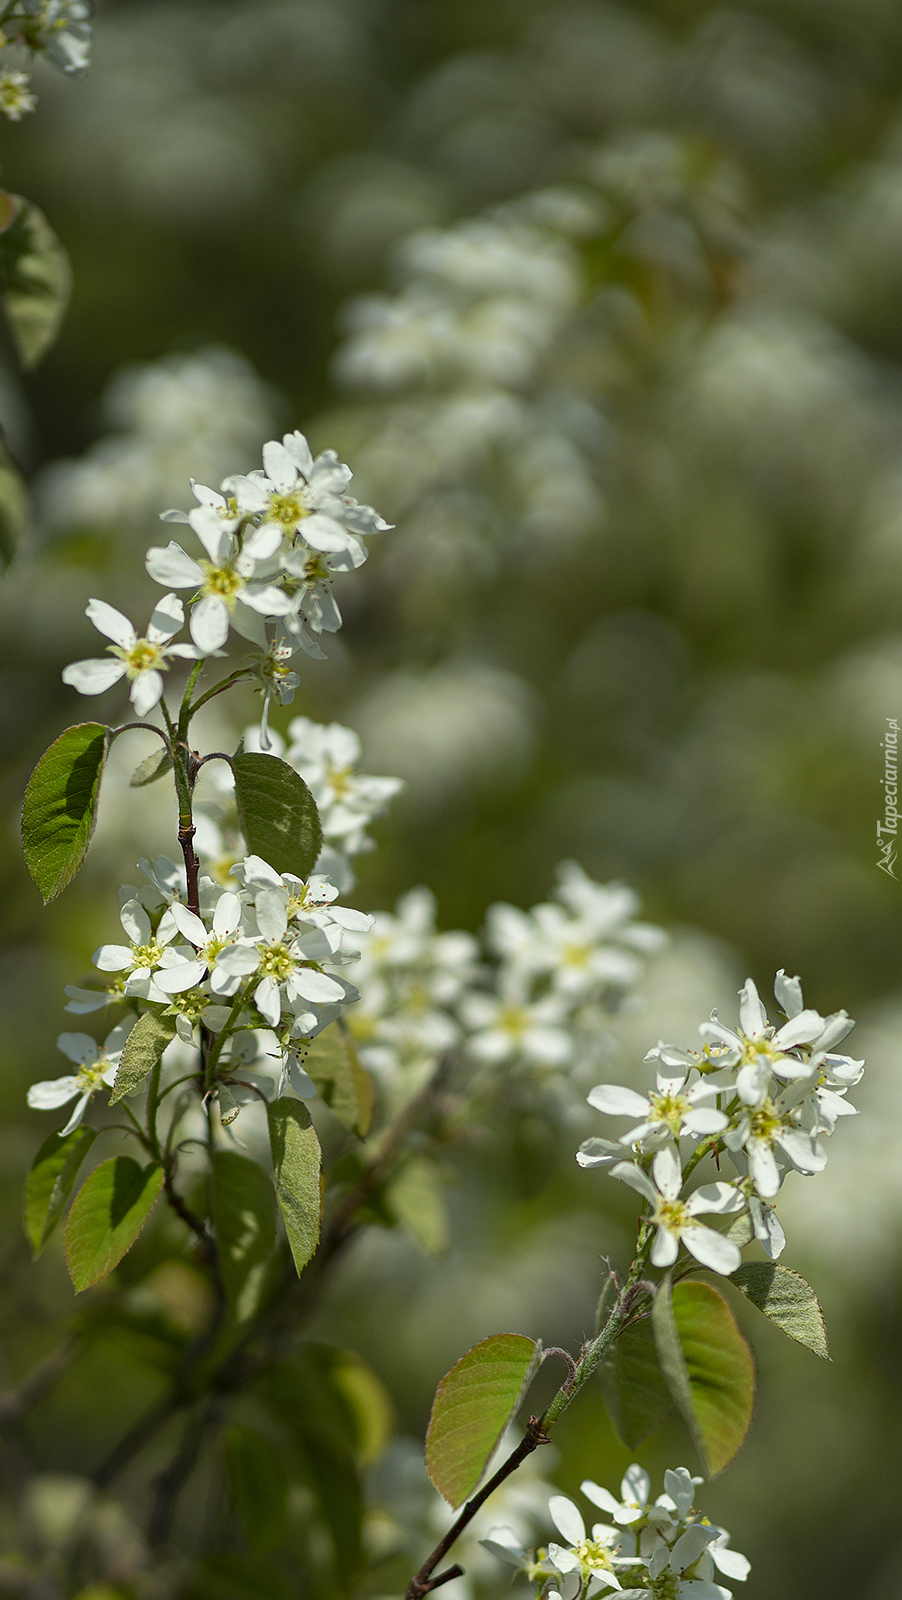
[24,1126,96,1258]
[0,192,72,367]
[386,1156,450,1255]
[129,746,173,788]
[65,1158,164,1291]
[731,1262,830,1360]
[0,429,28,570]
[304,1023,373,1137]
[328,1352,394,1466]
[225,1427,288,1553]
[598,1310,673,1449]
[232,751,323,881]
[21,722,110,902]
[211,1150,277,1321]
[110,1011,176,1104]
[425,1333,542,1508]
[652,1276,755,1477]
[267,1098,322,1276]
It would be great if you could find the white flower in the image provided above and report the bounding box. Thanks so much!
[581,1467,667,1529]
[28,1022,131,1134]
[611,1145,744,1275]
[228,430,389,559]
[151,893,244,994]
[462,986,572,1067]
[587,1069,728,1151]
[722,1090,828,1199]
[0,71,36,120]
[699,978,827,1105]
[62,595,200,716]
[283,718,403,851]
[92,898,179,998]
[547,1496,623,1592]
[213,875,351,1027]
[145,523,294,652]
[21,0,93,77]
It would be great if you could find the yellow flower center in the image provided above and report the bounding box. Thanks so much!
[132,940,165,968]
[655,1197,690,1234]
[268,490,309,527]
[573,1538,615,1576]
[75,1059,109,1092]
[497,1003,528,1037]
[259,943,295,982]
[200,562,245,601]
[169,989,209,1023]
[649,1090,692,1135]
[325,763,353,798]
[114,638,166,680]
[749,1098,782,1142]
[562,941,592,968]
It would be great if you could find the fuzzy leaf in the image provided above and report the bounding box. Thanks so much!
[267,1098,322,1276]
[232,752,323,881]
[211,1150,277,1321]
[110,1011,176,1104]
[65,1157,164,1290]
[598,1311,673,1448]
[304,1023,373,1137]
[130,746,173,788]
[386,1156,450,1255]
[731,1262,829,1360]
[0,192,72,367]
[652,1276,755,1477]
[24,1126,96,1258]
[22,722,110,902]
[0,430,28,570]
[425,1333,542,1508]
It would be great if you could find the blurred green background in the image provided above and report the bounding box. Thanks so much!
[3,1,902,1597]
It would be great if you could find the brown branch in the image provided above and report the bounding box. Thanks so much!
[405,1420,550,1600]
[0,1336,77,1426]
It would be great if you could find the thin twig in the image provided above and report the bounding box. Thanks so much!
[0,1337,77,1425]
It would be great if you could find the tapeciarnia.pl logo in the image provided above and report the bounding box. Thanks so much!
[877,717,899,878]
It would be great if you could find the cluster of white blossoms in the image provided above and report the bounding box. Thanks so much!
[29,853,374,1129]
[579,973,864,1274]
[194,717,404,895]
[344,864,665,1105]
[484,1465,749,1600]
[59,428,390,727]
[0,1,93,121]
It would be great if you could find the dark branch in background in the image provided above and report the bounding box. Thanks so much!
[0,1337,77,1426]
[148,1400,219,1547]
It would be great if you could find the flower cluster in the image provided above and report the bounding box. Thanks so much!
[0,1,93,122]
[60,429,390,728]
[195,716,404,894]
[343,863,665,1107]
[483,1465,749,1600]
[580,973,864,1273]
[29,852,374,1131]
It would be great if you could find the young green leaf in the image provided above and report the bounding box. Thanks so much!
[211,1150,278,1321]
[65,1157,164,1291]
[24,1126,97,1258]
[386,1156,450,1255]
[0,193,72,367]
[425,1333,542,1508]
[304,1023,373,1137]
[232,752,323,881]
[731,1262,830,1360]
[110,1011,176,1104]
[0,430,28,571]
[129,746,173,788]
[652,1276,755,1477]
[225,1427,289,1553]
[21,722,110,902]
[598,1311,673,1448]
[267,1098,322,1276]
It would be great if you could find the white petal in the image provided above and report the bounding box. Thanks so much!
[130,670,164,717]
[255,889,288,941]
[300,512,355,553]
[56,1032,99,1065]
[188,507,232,562]
[289,967,345,1003]
[262,439,298,491]
[711,1547,749,1581]
[282,429,314,477]
[254,975,283,1027]
[580,1483,622,1517]
[682,1108,728,1136]
[738,979,767,1037]
[747,1139,781,1198]
[683,1225,740,1276]
[60,1093,93,1136]
[213,892,241,937]
[153,961,207,993]
[190,594,230,651]
[651,1227,679,1267]
[652,1143,682,1200]
[240,584,295,617]
[145,541,204,588]
[215,944,261,977]
[170,903,208,946]
[621,1464,650,1507]
[64,986,113,1014]
[774,1127,827,1174]
[610,1160,657,1205]
[62,658,125,695]
[93,944,136,972]
[663,1469,695,1518]
[120,900,151,945]
[672,1528,718,1573]
[243,521,283,560]
[325,905,374,932]
[587,1084,650,1118]
[85,598,135,647]
[772,1010,824,1049]
[147,593,185,643]
[28,1075,80,1109]
[549,1497,585,1546]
